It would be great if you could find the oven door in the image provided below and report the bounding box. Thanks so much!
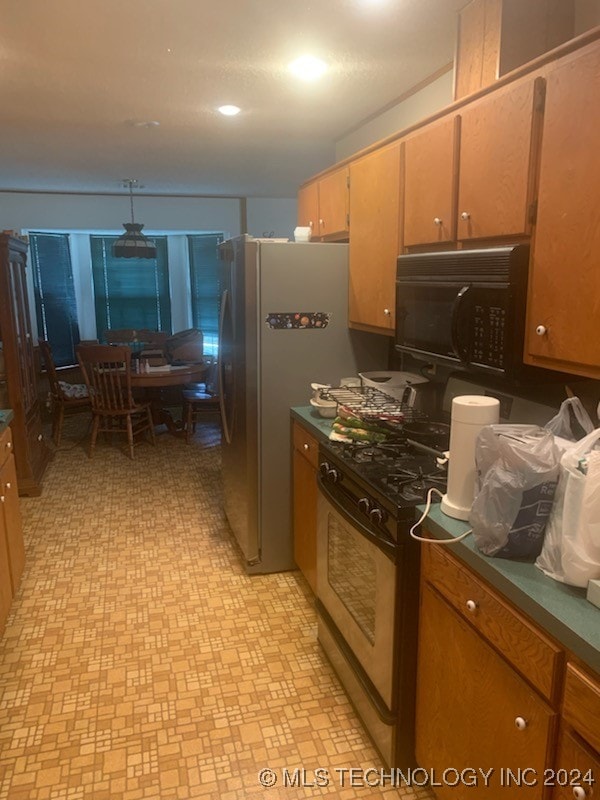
[316,479,396,710]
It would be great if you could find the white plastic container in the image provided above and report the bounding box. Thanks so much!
[294,227,312,242]
[441,395,500,521]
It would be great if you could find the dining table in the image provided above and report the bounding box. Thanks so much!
[129,362,210,435]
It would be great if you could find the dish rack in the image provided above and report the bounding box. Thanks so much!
[319,385,427,430]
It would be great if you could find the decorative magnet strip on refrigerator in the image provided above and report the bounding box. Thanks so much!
[265,312,331,330]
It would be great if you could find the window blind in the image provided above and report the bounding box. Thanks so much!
[29,232,81,367]
[90,235,171,339]
[187,233,224,356]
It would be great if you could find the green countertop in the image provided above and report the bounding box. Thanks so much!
[291,404,599,676]
[0,409,13,434]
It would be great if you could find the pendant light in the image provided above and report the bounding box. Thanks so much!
[113,178,157,259]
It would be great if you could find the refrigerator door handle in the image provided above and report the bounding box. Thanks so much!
[218,288,233,445]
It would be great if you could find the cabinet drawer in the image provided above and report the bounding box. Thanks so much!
[423,544,562,702]
[292,422,319,471]
[563,663,600,755]
[0,426,13,471]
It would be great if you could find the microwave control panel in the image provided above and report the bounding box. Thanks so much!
[471,305,506,368]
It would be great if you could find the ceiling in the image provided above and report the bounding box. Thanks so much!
[0,0,466,198]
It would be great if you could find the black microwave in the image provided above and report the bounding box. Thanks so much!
[395,245,545,383]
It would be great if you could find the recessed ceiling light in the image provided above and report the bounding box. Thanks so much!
[218,105,241,116]
[288,55,328,82]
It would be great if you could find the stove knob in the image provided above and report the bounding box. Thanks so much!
[327,468,340,484]
[358,497,371,515]
[319,461,330,477]
[369,507,385,525]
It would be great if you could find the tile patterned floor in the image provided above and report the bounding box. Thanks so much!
[0,415,434,800]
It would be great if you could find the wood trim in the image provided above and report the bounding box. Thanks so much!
[525,76,547,235]
[348,321,394,337]
[299,25,600,188]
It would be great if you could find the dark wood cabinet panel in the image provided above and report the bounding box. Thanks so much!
[0,235,51,495]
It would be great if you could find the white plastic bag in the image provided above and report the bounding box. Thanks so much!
[544,397,594,452]
[536,427,600,587]
[469,425,560,559]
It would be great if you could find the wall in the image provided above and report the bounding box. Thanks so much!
[335,69,454,162]
[575,0,600,32]
[0,191,297,341]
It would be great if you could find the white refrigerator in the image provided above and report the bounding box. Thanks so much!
[218,235,387,573]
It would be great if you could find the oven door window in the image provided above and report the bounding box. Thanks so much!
[317,495,396,709]
[328,515,377,644]
[396,282,458,358]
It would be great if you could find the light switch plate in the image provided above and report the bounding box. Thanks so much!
[587,578,600,609]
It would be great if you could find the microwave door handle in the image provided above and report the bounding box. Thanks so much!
[451,285,471,364]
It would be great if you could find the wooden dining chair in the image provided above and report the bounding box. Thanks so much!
[38,338,91,446]
[181,358,220,443]
[76,344,155,459]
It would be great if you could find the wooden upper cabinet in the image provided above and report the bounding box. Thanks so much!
[457,77,543,241]
[454,0,574,100]
[297,181,319,239]
[403,115,459,247]
[525,47,600,378]
[455,0,500,99]
[348,143,401,334]
[297,167,349,241]
[317,167,349,239]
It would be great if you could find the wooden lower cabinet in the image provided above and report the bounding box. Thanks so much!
[416,581,556,799]
[553,726,599,800]
[0,425,26,634]
[292,421,319,593]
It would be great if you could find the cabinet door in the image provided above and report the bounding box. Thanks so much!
[553,727,599,800]
[457,78,542,241]
[349,143,401,333]
[455,0,502,100]
[297,182,319,240]
[318,167,349,239]
[292,444,318,594]
[525,48,600,378]
[404,116,459,247]
[416,583,556,800]
[1,454,25,593]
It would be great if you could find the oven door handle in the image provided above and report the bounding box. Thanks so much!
[450,284,471,364]
[318,476,396,562]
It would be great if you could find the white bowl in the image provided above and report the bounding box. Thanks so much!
[310,397,337,418]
